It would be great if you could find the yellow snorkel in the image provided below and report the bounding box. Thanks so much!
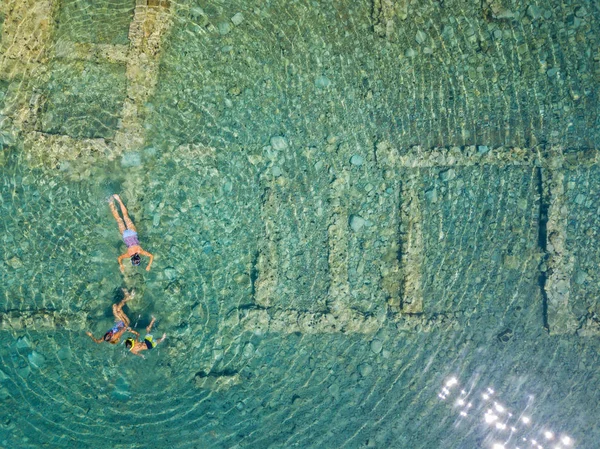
[125,338,135,351]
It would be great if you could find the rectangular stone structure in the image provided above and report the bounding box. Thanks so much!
[56,0,136,46]
[255,163,331,313]
[135,145,262,339]
[564,165,600,336]
[374,168,425,316]
[420,165,542,314]
[39,60,127,139]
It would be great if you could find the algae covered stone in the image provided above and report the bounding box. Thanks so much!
[350,214,366,232]
[270,135,288,150]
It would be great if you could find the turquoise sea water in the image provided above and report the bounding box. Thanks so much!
[0,0,599,448]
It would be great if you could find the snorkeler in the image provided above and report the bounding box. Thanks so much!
[109,194,154,273]
[86,288,135,345]
[124,316,166,358]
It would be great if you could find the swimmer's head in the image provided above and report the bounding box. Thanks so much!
[131,253,141,266]
[103,331,113,342]
[125,338,135,350]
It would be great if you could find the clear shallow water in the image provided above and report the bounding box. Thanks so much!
[0,0,599,448]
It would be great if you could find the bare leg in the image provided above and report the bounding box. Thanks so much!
[113,194,137,232]
[146,316,156,334]
[118,288,135,306]
[112,304,130,327]
[156,333,166,344]
[109,198,126,234]
[113,289,135,326]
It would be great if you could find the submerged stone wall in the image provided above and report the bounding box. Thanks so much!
[0,0,173,169]
[0,1,599,341]
[3,143,599,338]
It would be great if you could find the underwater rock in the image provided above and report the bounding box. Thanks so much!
[349,215,366,232]
[218,22,231,35]
[153,213,161,227]
[358,363,372,377]
[370,339,383,354]
[527,5,542,21]
[194,370,242,391]
[373,0,407,39]
[575,6,587,18]
[28,351,46,369]
[350,154,364,166]
[16,336,31,350]
[439,168,456,181]
[190,7,205,19]
[17,365,30,378]
[7,256,23,269]
[315,75,331,88]
[243,342,255,358]
[234,273,250,285]
[555,279,569,295]
[415,30,427,45]
[57,347,73,361]
[231,13,244,26]
[271,165,282,177]
[424,188,437,202]
[328,382,340,400]
[497,328,513,343]
[483,0,515,20]
[441,25,454,40]
[270,135,288,150]
[575,270,588,285]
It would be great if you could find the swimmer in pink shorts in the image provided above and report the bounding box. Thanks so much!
[109,194,154,273]
[86,288,135,344]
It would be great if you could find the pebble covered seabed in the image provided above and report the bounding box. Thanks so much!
[0,0,599,448]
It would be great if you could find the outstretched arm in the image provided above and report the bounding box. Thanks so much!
[117,253,128,273]
[140,250,154,271]
[86,331,104,344]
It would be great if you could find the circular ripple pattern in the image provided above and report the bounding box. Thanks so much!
[0,0,599,448]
